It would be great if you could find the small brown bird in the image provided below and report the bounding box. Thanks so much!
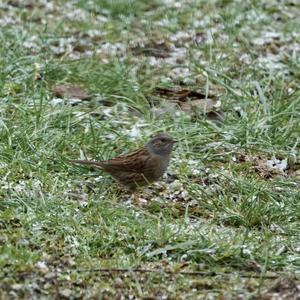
[69,133,177,193]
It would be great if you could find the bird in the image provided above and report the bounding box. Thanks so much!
[68,133,177,199]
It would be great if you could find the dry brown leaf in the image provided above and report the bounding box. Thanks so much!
[152,86,224,122]
[67,192,88,202]
[234,153,291,178]
[130,40,172,58]
[179,98,216,113]
[261,277,300,300]
[73,43,90,53]
[287,163,300,178]
[51,84,90,100]
[154,87,207,100]
[7,0,35,8]
[268,277,298,293]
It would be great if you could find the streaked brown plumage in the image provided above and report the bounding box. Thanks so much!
[69,133,176,191]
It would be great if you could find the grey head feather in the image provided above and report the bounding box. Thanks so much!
[146,133,176,156]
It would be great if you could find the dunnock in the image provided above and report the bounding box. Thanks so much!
[69,133,177,191]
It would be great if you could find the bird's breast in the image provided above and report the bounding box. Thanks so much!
[150,154,170,180]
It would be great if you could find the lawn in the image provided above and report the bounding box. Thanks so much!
[0,0,300,298]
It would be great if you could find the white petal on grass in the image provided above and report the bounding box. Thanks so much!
[240,53,252,65]
[49,98,64,106]
[23,35,39,50]
[162,0,182,8]
[0,162,8,168]
[35,261,49,274]
[257,53,287,72]
[169,31,192,42]
[127,125,142,139]
[100,42,126,56]
[266,157,288,173]
[65,8,89,21]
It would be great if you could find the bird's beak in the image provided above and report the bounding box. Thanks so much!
[173,140,178,144]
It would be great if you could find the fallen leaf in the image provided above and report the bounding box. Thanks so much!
[130,39,172,58]
[179,98,218,114]
[51,84,90,100]
[7,0,35,8]
[151,86,224,122]
[287,163,300,178]
[206,111,225,123]
[0,217,22,229]
[67,192,88,202]
[268,277,299,295]
[61,255,76,267]
[154,87,210,100]
[234,153,290,178]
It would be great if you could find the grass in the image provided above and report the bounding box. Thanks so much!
[0,0,300,298]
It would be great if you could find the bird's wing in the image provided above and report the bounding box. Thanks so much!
[100,147,151,173]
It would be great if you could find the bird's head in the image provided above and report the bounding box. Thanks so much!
[147,133,177,156]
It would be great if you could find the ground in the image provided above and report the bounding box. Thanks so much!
[0,0,300,299]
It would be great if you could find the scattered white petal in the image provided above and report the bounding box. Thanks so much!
[240,53,252,65]
[35,261,49,274]
[266,157,288,173]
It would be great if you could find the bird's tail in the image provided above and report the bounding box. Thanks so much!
[68,160,103,168]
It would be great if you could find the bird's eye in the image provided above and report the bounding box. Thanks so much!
[161,138,166,142]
